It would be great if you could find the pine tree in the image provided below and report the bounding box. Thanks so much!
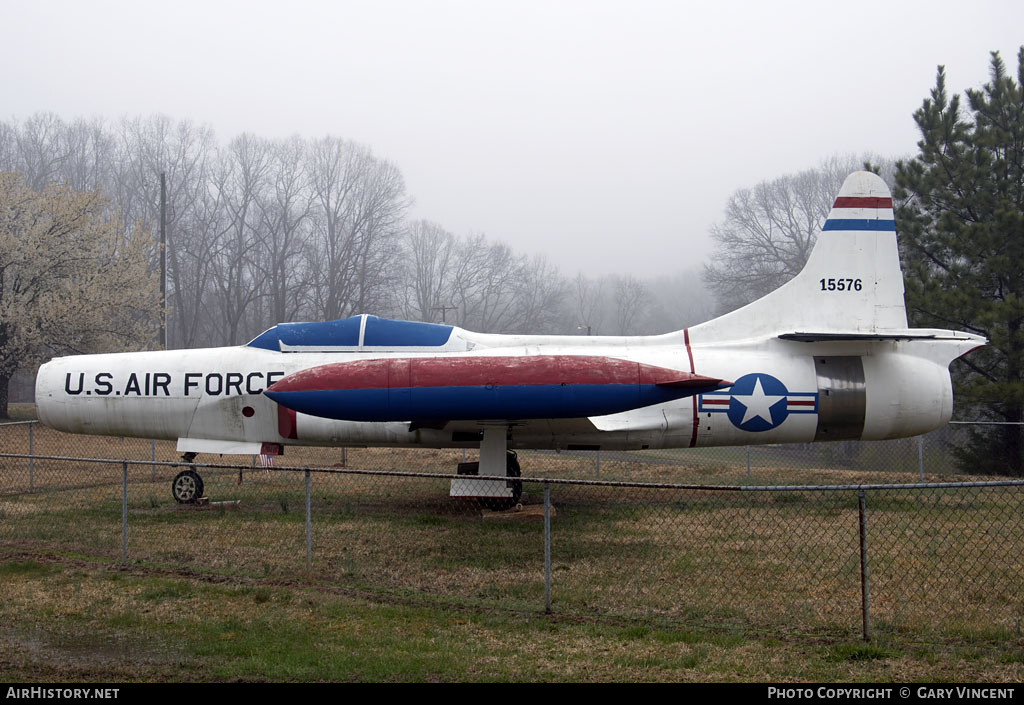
[895,48,1024,475]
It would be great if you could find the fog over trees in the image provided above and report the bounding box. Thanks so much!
[0,113,714,351]
[702,154,897,313]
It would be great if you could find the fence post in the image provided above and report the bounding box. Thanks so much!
[29,421,34,492]
[746,446,751,479]
[121,461,128,564]
[858,490,871,641]
[305,470,312,572]
[918,436,924,481]
[595,451,600,479]
[544,482,552,613]
[151,439,156,481]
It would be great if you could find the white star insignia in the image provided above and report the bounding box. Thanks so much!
[732,378,785,426]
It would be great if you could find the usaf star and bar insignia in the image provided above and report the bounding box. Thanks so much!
[698,373,818,432]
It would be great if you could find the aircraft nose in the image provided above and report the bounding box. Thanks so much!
[34,358,67,430]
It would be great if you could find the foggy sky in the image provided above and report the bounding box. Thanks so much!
[1,0,1022,277]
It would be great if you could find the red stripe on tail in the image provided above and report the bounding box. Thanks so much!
[832,197,893,209]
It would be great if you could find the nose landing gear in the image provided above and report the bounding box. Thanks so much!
[172,452,204,504]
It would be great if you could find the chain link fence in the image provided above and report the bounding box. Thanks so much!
[1,420,1022,642]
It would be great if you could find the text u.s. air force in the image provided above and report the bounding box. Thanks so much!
[63,371,286,398]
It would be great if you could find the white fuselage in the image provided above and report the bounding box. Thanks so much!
[34,328,967,454]
[34,172,987,457]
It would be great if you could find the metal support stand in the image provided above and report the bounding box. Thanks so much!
[28,422,34,492]
[858,490,871,641]
[450,426,513,500]
[918,436,924,481]
[305,470,312,571]
[544,482,552,613]
[121,461,128,563]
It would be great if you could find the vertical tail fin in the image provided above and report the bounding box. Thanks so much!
[691,171,907,340]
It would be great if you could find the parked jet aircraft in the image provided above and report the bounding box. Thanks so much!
[35,172,985,507]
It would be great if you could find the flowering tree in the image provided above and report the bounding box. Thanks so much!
[0,172,160,417]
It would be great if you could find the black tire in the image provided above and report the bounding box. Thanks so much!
[172,469,204,504]
[479,451,523,511]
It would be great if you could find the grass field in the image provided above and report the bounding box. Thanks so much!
[1,555,1023,682]
[2,416,1023,681]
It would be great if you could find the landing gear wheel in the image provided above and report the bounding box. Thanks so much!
[172,469,204,504]
[479,451,523,512]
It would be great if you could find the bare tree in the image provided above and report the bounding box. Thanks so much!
[0,113,599,347]
[12,113,70,190]
[209,134,272,344]
[58,117,116,193]
[643,268,716,332]
[570,272,606,335]
[252,137,314,328]
[402,220,457,322]
[507,254,569,334]
[0,121,16,173]
[306,137,408,320]
[115,116,219,347]
[404,226,569,333]
[449,235,523,332]
[610,274,651,335]
[172,181,223,347]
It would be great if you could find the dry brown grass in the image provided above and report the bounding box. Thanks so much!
[2,424,1023,645]
[2,554,1023,682]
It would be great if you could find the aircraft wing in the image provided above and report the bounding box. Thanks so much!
[432,407,675,436]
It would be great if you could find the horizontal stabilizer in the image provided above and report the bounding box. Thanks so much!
[779,332,937,343]
[779,331,977,343]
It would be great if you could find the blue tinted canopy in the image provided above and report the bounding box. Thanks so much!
[247,315,454,351]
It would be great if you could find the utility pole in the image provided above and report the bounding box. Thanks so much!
[160,172,167,349]
[432,304,458,323]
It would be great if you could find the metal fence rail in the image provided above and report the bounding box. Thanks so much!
[1,421,1022,642]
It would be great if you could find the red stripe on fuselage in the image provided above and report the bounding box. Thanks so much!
[685,328,698,448]
[269,355,712,393]
[412,356,639,388]
[832,196,893,209]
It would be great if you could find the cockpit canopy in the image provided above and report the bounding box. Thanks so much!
[247,314,460,352]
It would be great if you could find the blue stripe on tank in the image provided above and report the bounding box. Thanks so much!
[265,383,715,422]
